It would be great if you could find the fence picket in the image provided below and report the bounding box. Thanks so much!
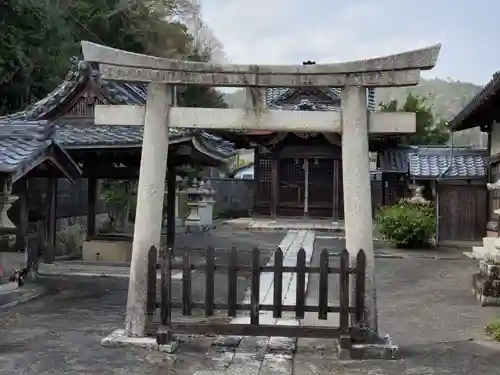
[146,246,157,323]
[250,247,260,325]
[318,249,329,320]
[148,243,369,346]
[273,247,283,318]
[182,249,192,316]
[227,247,238,317]
[205,246,215,316]
[158,246,172,344]
[339,249,350,330]
[355,249,366,324]
[295,247,306,319]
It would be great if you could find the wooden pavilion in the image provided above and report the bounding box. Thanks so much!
[1,59,233,264]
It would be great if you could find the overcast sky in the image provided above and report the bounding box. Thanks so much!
[200,0,498,85]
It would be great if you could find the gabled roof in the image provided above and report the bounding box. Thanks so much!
[378,146,487,179]
[1,59,234,159]
[266,87,377,112]
[0,121,81,182]
[2,58,147,122]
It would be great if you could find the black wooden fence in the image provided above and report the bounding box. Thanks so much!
[146,246,368,350]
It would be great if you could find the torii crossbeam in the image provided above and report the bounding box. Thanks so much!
[81,41,441,340]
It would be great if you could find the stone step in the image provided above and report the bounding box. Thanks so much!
[483,237,498,251]
[472,246,489,259]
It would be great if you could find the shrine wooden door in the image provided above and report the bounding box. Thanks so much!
[278,159,305,216]
[308,159,336,217]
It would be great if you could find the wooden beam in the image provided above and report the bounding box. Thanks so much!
[95,105,416,134]
[82,166,139,179]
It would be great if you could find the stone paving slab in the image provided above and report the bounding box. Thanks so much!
[198,230,315,375]
[223,218,344,232]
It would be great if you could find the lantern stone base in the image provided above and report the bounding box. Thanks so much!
[472,272,500,306]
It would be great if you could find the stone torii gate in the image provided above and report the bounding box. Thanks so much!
[81,41,441,338]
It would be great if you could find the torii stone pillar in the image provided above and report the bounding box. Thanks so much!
[81,40,441,339]
[341,86,377,330]
[125,83,171,336]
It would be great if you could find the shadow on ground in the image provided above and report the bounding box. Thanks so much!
[0,229,285,375]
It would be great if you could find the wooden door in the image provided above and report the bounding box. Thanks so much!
[308,159,335,217]
[278,159,305,216]
[438,183,487,242]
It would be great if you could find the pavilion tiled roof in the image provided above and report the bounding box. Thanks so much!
[0,121,81,182]
[0,59,234,158]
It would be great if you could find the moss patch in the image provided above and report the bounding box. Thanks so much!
[486,317,500,341]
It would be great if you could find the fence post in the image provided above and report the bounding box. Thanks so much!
[146,246,157,325]
[227,247,238,317]
[157,246,172,345]
[205,246,215,316]
[295,248,306,319]
[339,249,350,330]
[182,248,192,316]
[318,249,329,320]
[273,247,284,318]
[250,247,260,325]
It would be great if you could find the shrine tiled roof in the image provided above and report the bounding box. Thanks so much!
[266,87,377,112]
[378,146,487,179]
[0,121,81,182]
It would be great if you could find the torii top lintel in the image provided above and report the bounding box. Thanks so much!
[81,41,441,88]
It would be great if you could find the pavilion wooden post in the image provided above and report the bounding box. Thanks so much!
[43,178,57,264]
[15,178,28,252]
[86,178,98,238]
[125,82,171,337]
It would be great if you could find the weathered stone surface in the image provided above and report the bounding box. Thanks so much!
[94,105,416,134]
[97,64,422,87]
[82,41,441,87]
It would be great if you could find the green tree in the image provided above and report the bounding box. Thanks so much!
[0,0,227,116]
[0,0,73,115]
[380,93,450,145]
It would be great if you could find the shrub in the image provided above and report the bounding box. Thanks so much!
[486,317,500,341]
[375,199,436,248]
